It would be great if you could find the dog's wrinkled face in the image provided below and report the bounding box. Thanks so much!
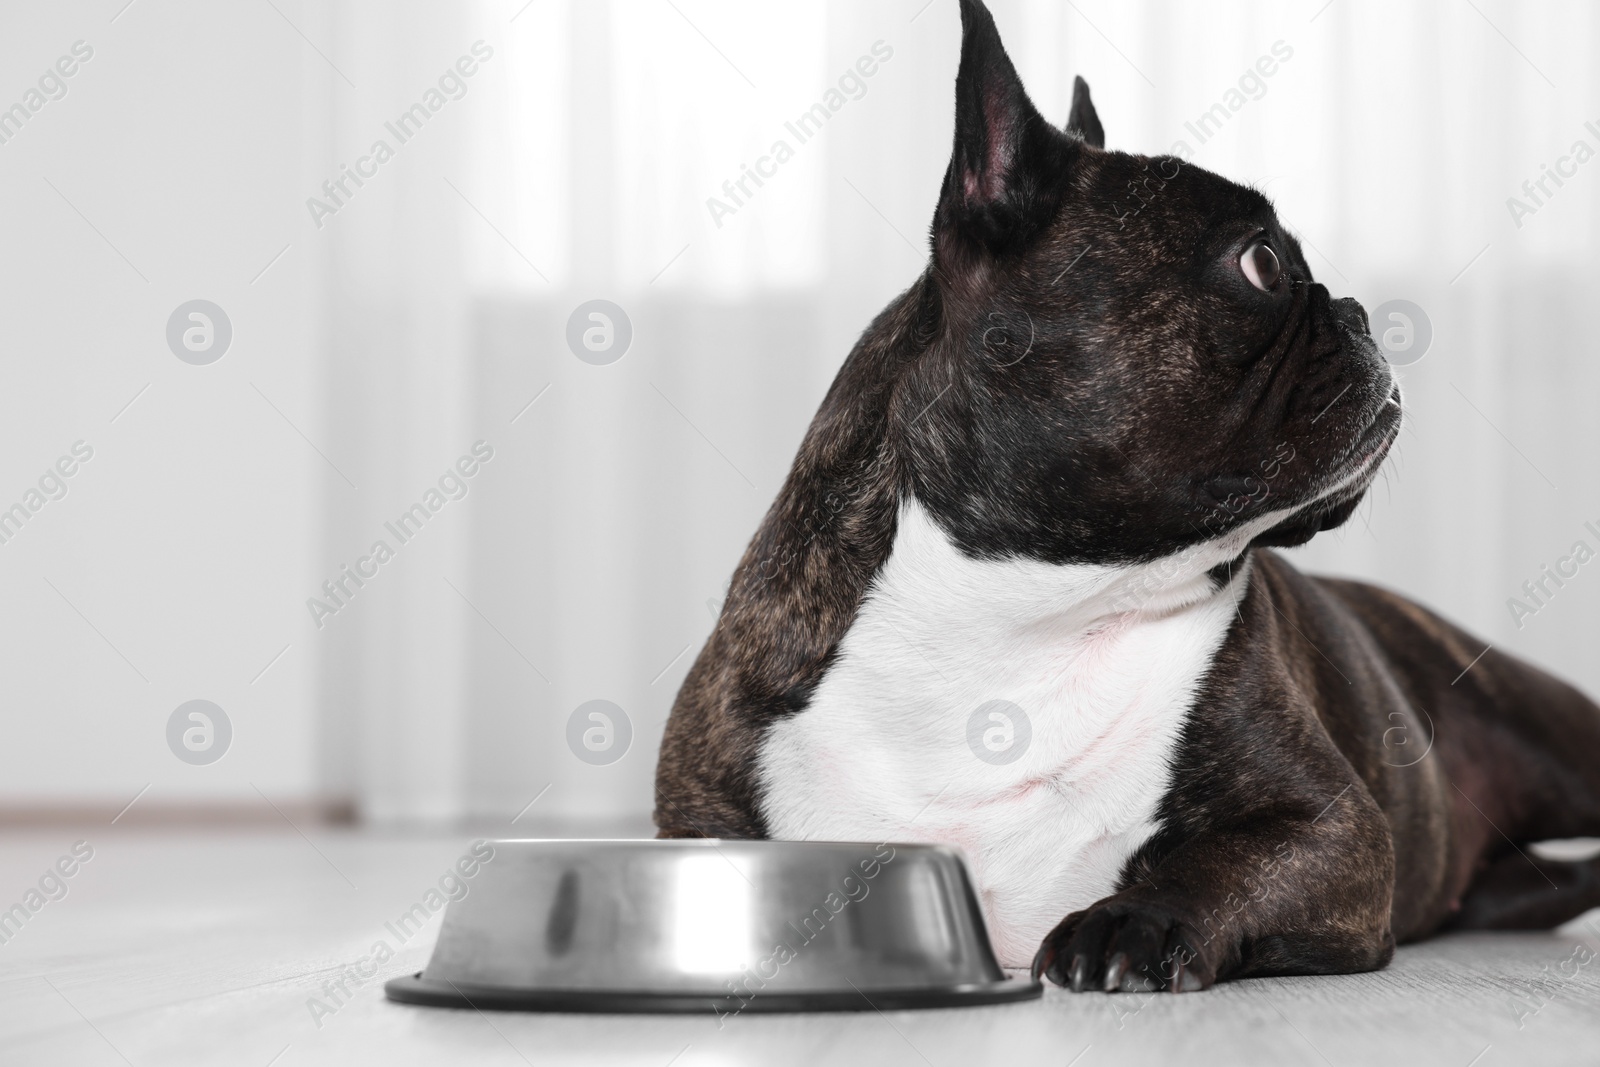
[901,0,1400,566]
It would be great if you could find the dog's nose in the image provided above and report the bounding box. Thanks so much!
[1332,297,1370,334]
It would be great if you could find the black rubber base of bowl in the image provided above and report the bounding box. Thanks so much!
[385,972,1042,1014]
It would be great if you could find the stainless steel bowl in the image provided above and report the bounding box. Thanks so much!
[385,839,1040,1013]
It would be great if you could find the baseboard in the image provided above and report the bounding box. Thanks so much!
[0,797,358,829]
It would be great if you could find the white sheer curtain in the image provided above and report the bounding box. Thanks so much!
[314,0,1600,825]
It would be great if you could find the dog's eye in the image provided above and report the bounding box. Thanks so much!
[1240,241,1280,292]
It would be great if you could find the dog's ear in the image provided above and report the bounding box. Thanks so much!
[934,0,1072,262]
[1065,75,1104,148]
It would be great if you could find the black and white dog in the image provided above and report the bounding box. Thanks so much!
[656,0,1600,992]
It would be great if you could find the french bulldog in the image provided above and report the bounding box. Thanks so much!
[655,0,1600,992]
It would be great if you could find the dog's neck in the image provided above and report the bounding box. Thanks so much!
[877,498,1249,645]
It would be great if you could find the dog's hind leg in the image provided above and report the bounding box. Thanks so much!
[1457,646,1600,844]
[1319,580,1600,845]
[1442,646,1600,931]
[1451,848,1600,930]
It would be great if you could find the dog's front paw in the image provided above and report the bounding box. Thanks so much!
[1031,896,1215,993]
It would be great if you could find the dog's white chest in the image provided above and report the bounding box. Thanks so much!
[756,500,1245,967]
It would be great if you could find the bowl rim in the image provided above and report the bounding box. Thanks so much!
[480,838,964,848]
[384,972,1042,1014]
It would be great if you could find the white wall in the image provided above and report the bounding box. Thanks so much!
[3,0,1598,828]
[0,0,319,810]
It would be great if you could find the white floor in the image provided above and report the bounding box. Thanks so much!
[1,828,1597,1067]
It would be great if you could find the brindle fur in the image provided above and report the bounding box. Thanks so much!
[655,0,1600,990]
